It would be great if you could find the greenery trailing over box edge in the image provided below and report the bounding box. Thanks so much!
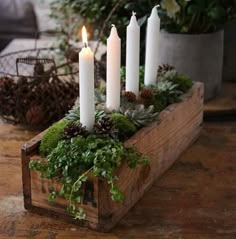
[29,64,193,220]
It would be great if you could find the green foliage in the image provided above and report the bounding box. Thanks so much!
[157,65,193,93]
[171,74,193,93]
[30,62,195,222]
[159,0,236,33]
[39,119,69,157]
[65,105,107,124]
[65,106,80,122]
[30,134,148,219]
[151,81,183,112]
[49,0,80,54]
[120,104,159,128]
[111,113,137,139]
[49,0,157,64]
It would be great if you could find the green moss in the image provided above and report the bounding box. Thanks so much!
[111,113,137,140]
[153,96,167,112]
[39,119,69,157]
[172,74,193,93]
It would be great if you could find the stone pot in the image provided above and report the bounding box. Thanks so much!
[157,30,224,101]
[223,20,236,81]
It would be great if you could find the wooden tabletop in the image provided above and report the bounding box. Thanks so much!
[0,120,235,239]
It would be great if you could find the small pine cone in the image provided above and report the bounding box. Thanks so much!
[25,105,45,125]
[34,62,45,76]
[0,77,13,87]
[94,116,117,138]
[140,88,153,99]
[122,91,136,102]
[17,77,28,86]
[0,76,15,91]
[64,123,87,139]
[158,64,175,74]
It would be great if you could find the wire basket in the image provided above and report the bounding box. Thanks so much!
[0,47,81,128]
[0,47,79,78]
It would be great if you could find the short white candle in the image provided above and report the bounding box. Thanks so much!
[144,6,160,86]
[106,24,121,111]
[126,11,140,96]
[79,26,95,131]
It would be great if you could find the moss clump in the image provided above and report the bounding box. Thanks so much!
[111,113,137,139]
[172,74,193,93]
[153,96,167,112]
[40,119,69,157]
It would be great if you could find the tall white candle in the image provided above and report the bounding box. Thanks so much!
[126,12,140,96]
[79,26,95,131]
[106,24,121,111]
[144,6,160,85]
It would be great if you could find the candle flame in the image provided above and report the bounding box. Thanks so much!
[82,26,88,47]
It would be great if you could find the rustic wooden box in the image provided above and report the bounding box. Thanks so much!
[21,82,204,232]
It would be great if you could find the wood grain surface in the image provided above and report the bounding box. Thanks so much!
[0,121,236,238]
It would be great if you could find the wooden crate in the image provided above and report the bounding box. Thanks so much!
[21,82,204,232]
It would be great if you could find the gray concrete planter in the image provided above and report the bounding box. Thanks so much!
[157,30,224,100]
[223,20,236,81]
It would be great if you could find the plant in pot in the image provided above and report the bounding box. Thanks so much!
[156,0,236,100]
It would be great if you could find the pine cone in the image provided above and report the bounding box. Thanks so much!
[0,77,17,117]
[34,62,45,76]
[158,64,175,75]
[140,88,153,99]
[0,76,15,91]
[17,77,28,86]
[122,91,136,102]
[26,105,45,125]
[94,116,117,138]
[64,123,87,139]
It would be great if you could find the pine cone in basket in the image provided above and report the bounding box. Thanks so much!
[13,75,79,126]
[25,104,45,125]
[0,77,17,118]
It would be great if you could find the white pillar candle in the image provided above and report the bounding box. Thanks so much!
[126,12,140,96]
[144,6,160,86]
[79,26,95,131]
[106,24,121,111]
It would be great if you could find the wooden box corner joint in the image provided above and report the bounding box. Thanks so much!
[21,82,204,232]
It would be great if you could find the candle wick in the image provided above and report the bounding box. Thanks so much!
[84,42,88,48]
[132,11,136,16]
